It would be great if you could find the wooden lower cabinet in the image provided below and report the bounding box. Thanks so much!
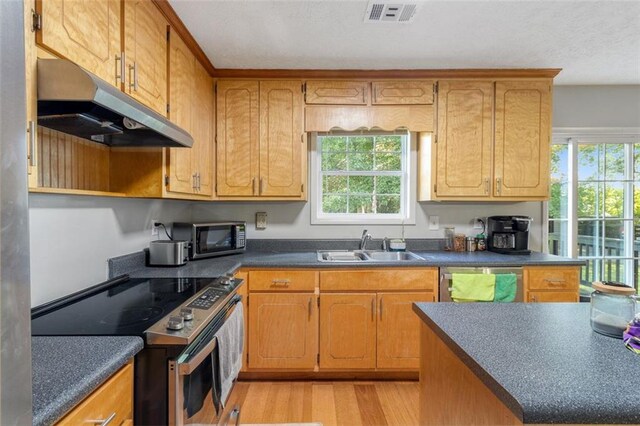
[56,362,133,425]
[377,292,435,369]
[248,292,318,370]
[319,293,377,369]
[524,266,580,303]
[527,291,579,303]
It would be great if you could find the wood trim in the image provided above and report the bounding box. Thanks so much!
[212,68,562,79]
[29,187,127,197]
[238,371,418,380]
[151,0,215,75]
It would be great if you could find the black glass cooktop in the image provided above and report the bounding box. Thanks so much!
[31,277,218,336]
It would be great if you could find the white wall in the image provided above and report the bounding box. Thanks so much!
[29,85,640,306]
[29,194,192,306]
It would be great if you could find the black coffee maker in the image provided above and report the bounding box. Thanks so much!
[487,216,532,255]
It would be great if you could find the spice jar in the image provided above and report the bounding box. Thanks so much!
[444,226,455,251]
[476,233,486,251]
[590,281,638,338]
[453,234,466,252]
[466,237,477,252]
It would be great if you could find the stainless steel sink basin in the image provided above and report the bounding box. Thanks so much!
[363,251,424,261]
[317,250,424,262]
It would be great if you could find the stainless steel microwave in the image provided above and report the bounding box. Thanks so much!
[172,222,246,259]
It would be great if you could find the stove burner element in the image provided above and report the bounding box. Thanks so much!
[101,306,164,327]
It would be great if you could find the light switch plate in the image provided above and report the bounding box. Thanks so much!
[256,212,267,230]
[428,215,439,230]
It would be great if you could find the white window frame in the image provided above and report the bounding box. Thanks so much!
[310,131,417,225]
[545,127,640,288]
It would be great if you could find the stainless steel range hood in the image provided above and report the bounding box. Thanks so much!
[37,59,193,148]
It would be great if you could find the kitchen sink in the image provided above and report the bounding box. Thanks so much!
[317,250,424,262]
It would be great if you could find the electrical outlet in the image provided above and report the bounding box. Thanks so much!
[256,212,267,230]
[151,219,160,236]
[473,217,484,229]
[428,215,439,230]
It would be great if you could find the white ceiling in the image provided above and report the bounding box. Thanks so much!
[169,0,640,85]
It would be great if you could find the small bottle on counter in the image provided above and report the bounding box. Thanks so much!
[454,234,466,252]
[466,236,477,252]
[444,226,455,251]
[476,233,486,251]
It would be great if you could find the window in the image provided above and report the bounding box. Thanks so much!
[310,132,415,224]
[548,130,640,295]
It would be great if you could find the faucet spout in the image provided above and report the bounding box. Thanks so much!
[360,229,372,250]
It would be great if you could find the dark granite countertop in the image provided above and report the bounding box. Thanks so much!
[109,243,583,279]
[32,336,144,426]
[412,303,640,424]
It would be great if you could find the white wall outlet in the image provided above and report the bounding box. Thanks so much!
[473,217,484,229]
[151,219,160,236]
[256,212,267,230]
[428,215,439,230]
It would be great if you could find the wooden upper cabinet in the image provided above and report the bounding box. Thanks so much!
[319,293,376,370]
[216,81,260,197]
[436,81,494,197]
[259,81,304,197]
[167,30,195,195]
[494,81,551,198]
[36,0,121,87]
[305,81,369,105]
[192,61,214,196]
[248,292,318,370]
[377,292,434,369]
[372,81,434,105]
[123,0,168,115]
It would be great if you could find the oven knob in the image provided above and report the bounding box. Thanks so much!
[180,308,194,321]
[219,275,234,287]
[166,316,184,331]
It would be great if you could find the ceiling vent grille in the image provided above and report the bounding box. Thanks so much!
[364,2,419,23]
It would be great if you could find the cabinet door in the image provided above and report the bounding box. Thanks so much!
[217,81,259,197]
[37,0,121,87]
[319,293,376,369]
[436,81,493,197]
[166,31,195,195]
[192,61,214,196]
[305,81,369,105]
[494,81,551,198]
[377,292,434,369]
[248,293,318,369]
[372,81,434,105]
[527,291,578,303]
[123,0,168,115]
[259,81,304,197]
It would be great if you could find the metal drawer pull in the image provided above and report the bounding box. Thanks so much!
[87,412,116,426]
[230,407,241,426]
[271,279,290,286]
[544,278,566,285]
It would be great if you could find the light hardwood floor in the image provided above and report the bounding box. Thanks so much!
[225,380,420,426]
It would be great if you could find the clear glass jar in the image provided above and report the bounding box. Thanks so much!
[444,227,455,251]
[590,281,637,338]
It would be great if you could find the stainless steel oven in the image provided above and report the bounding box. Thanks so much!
[172,222,246,260]
[168,296,242,426]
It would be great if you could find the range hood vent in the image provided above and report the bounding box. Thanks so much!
[37,59,193,148]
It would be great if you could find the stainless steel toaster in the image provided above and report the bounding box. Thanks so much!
[149,240,189,266]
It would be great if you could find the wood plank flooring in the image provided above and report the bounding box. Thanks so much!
[224,381,420,426]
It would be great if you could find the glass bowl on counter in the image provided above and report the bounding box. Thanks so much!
[590,281,637,338]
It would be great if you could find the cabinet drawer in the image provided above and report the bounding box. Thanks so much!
[527,290,578,303]
[57,362,133,425]
[525,266,579,291]
[320,268,437,292]
[305,81,369,105]
[249,270,318,292]
[372,81,434,105]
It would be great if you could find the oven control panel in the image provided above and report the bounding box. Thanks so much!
[186,287,221,310]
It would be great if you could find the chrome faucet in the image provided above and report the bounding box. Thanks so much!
[382,237,390,251]
[359,229,372,250]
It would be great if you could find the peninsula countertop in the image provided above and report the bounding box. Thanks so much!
[32,336,144,426]
[412,303,640,424]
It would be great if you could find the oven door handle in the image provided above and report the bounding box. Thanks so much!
[177,298,241,376]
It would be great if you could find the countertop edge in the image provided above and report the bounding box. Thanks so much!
[411,303,525,423]
[32,337,144,426]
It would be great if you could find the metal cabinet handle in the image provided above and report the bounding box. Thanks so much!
[252,177,256,195]
[115,52,125,85]
[28,120,37,167]
[260,177,264,195]
[496,177,502,195]
[371,298,375,321]
[271,279,290,287]
[229,407,241,426]
[192,173,197,190]
[308,297,312,318]
[128,62,138,91]
[484,177,489,195]
[531,295,537,303]
[196,172,201,191]
[87,412,116,426]
[379,297,383,320]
